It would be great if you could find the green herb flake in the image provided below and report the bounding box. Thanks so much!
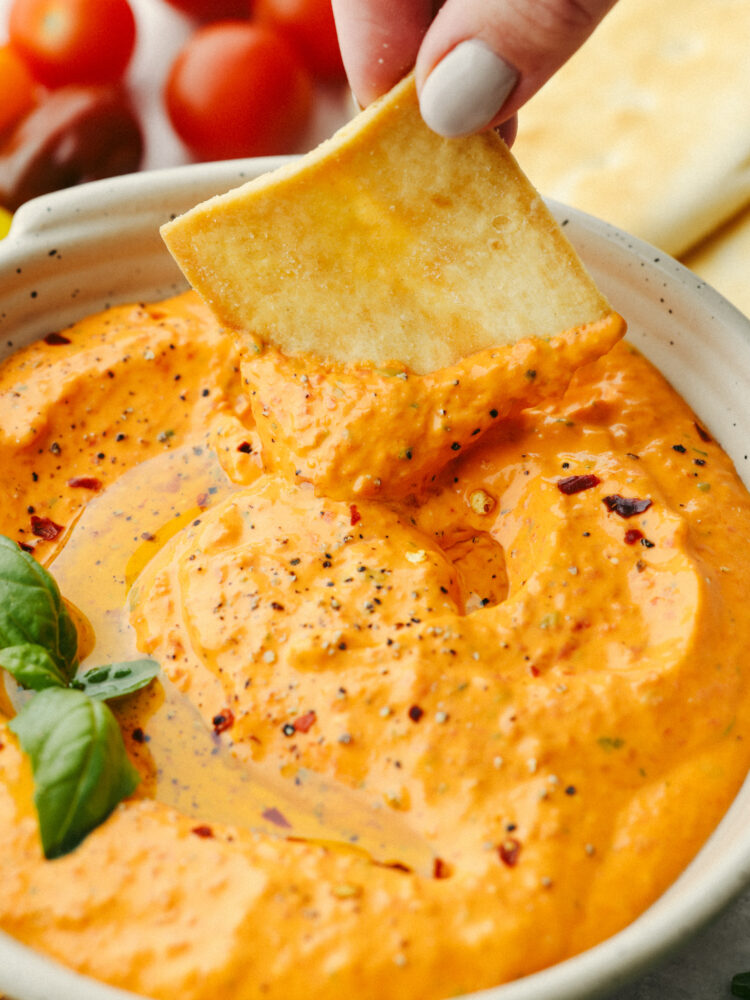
[597,736,625,752]
[731,972,750,998]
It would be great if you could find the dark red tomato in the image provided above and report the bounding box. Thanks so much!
[0,44,38,135]
[254,0,345,81]
[162,0,249,20]
[165,21,313,160]
[0,85,143,211]
[8,0,136,88]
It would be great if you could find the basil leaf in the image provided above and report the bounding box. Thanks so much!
[0,643,68,691]
[9,687,140,858]
[73,658,160,701]
[732,973,750,998]
[0,535,78,679]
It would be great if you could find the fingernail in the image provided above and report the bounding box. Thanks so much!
[419,40,518,138]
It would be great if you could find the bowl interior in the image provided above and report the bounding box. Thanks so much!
[1,161,750,1000]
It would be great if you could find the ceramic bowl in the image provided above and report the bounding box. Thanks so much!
[2,160,750,1000]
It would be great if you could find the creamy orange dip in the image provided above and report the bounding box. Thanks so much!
[2,292,750,999]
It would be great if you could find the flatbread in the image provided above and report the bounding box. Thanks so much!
[683,205,750,319]
[513,0,750,257]
[161,75,614,375]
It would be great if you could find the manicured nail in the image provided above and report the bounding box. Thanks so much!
[419,39,518,138]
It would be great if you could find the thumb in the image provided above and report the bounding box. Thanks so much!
[416,0,619,137]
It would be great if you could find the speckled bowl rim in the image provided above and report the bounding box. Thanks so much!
[1,159,750,1000]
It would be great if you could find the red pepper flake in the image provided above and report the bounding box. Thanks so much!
[376,861,412,874]
[694,421,712,443]
[43,332,71,345]
[408,705,424,722]
[557,474,600,495]
[237,441,252,453]
[292,710,316,734]
[30,515,64,540]
[529,664,540,677]
[498,837,521,867]
[624,528,644,545]
[19,541,35,553]
[350,504,362,526]
[191,825,214,838]
[603,495,652,518]
[212,708,234,734]
[67,476,102,491]
[433,857,452,879]
[262,806,292,828]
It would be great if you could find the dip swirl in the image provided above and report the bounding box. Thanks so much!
[1,293,749,999]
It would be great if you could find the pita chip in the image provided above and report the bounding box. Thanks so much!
[162,74,618,375]
[513,0,750,257]
[684,206,750,319]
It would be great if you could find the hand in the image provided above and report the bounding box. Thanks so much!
[331,0,619,143]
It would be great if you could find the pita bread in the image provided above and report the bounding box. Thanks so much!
[683,206,750,319]
[513,0,750,257]
[162,75,615,375]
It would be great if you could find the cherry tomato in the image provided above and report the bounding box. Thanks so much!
[0,45,38,135]
[165,21,313,160]
[0,85,143,211]
[254,0,345,82]
[162,0,249,20]
[8,0,137,88]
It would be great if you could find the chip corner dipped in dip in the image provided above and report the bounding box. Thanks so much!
[1,72,750,1000]
[161,72,624,502]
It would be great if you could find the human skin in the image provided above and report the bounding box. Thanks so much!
[331,0,620,142]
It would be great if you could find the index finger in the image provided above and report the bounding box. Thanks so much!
[331,0,435,105]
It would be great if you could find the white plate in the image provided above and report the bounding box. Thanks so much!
[2,161,750,1000]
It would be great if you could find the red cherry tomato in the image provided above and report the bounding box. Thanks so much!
[165,21,313,160]
[0,45,38,135]
[8,0,136,88]
[162,0,249,20]
[254,0,345,82]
